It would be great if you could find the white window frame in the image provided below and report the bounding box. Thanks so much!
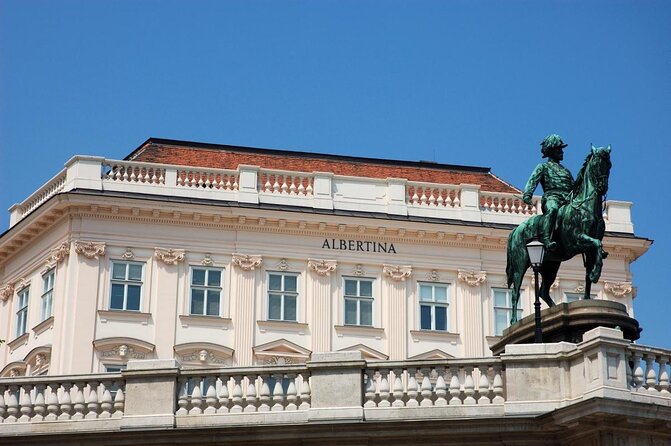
[418,282,450,331]
[493,288,523,336]
[16,287,30,337]
[41,269,55,321]
[189,266,223,316]
[109,261,144,311]
[267,272,299,322]
[343,277,375,327]
[564,292,596,303]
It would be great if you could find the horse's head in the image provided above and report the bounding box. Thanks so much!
[588,144,612,195]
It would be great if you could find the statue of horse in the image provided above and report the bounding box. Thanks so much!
[506,145,612,324]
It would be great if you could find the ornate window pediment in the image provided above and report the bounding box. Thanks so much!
[253,338,311,365]
[174,342,234,368]
[0,361,27,378]
[93,337,155,363]
[409,349,455,360]
[338,344,388,360]
[24,345,52,375]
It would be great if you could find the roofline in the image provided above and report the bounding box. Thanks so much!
[125,137,493,174]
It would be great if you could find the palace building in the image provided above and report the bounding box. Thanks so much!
[0,138,668,445]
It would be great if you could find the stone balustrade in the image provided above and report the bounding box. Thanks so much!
[8,156,635,233]
[627,344,671,395]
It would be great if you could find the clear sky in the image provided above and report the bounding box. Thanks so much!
[1,0,669,348]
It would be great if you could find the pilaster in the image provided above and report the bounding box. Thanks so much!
[383,265,411,359]
[308,259,336,353]
[458,270,486,357]
[231,254,261,366]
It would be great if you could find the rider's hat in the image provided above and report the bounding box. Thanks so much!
[540,134,568,158]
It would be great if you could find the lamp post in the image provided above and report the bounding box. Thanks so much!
[526,240,546,343]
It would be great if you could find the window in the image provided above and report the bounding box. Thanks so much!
[16,287,29,337]
[268,272,298,322]
[110,261,143,311]
[104,364,127,373]
[493,288,523,336]
[190,267,222,316]
[344,278,374,326]
[419,283,449,331]
[564,292,597,303]
[41,269,55,321]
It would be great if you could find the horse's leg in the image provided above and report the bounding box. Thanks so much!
[583,250,595,300]
[510,269,524,324]
[578,234,604,283]
[539,261,559,307]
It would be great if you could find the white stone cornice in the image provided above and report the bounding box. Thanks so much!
[604,281,633,298]
[232,253,262,271]
[457,270,487,287]
[154,247,186,265]
[0,282,15,302]
[307,259,337,276]
[382,264,412,281]
[74,240,106,259]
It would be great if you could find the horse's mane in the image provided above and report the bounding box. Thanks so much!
[572,152,593,195]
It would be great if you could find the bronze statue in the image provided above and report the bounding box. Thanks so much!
[506,142,612,324]
[522,134,575,252]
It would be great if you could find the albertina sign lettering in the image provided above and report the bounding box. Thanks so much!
[322,238,397,254]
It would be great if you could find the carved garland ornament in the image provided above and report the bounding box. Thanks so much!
[426,270,440,282]
[154,247,185,265]
[74,241,106,259]
[457,270,487,287]
[43,241,70,271]
[604,281,633,298]
[201,254,214,266]
[232,253,262,271]
[0,282,15,302]
[307,259,337,276]
[382,264,412,282]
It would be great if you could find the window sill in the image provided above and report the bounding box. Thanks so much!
[98,309,152,325]
[257,320,308,334]
[334,324,384,339]
[410,330,460,344]
[32,316,54,338]
[7,333,29,352]
[179,314,232,329]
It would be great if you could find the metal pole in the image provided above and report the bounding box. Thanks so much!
[533,266,542,343]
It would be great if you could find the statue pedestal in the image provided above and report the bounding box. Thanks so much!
[490,300,640,355]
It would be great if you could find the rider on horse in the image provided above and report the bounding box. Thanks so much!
[522,134,575,252]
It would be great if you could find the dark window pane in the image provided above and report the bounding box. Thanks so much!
[191,289,205,315]
[360,300,372,326]
[360,281,373,297]
[207,270,221,287]
[112,263,126,280]
[269,274,282,291]
[126,285,141,311]
[344,280,357,296]
[110,284,125,309]
[284,275,297,292]
[284,296,296,321]
[435,306,447,331]
[206,290,220,316]
[192,269,206,286]
[345,299,357,324]
[128,264,143,281]
[420,305,432,330]
[269,294,282,320]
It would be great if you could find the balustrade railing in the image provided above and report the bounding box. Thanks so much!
[406,182,460,208]
[0,374,125,423]
[176,167,239,190]
[102,160,166,185]
[364,359,504,408]
[626,345,671,395]
[176,366,311,416]
[14,168,67,219]
[480,192,538,215]
[258,169,313,196]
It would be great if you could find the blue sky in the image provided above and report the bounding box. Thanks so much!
[1,0,669,348]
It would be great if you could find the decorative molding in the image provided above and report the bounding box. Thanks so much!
[352,264,366,277]
[97,309,152,325]
[100,344,146,360]
[93,337,155,361]
[178,314,232,329]
[14,277,30,293]
[410,330,460,344]
[426,270,440,282]
[338,344,388,360]
[276,258,290,271]
[232,253,262,271]
[257,319,309,334]
[0,282,15,302]
[382,264,412,281]
[201,254,214,266]
[253,338,312,364]
[307,259,337,276]
[32,316,54,338]
[604,281,633,298]
[334,324,384,339]
[574,285,586,293]
[42,241,70,272]
[74,240,106,259]
[530,276,559,290]
[7,333,29,352]
[457,270,487,287]
[154,247,185,265]
[121,248,135,260]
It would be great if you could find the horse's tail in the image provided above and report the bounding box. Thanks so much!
[506,222,530,288]
[506,229,517,288]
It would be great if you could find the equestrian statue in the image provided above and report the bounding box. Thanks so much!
[506,134,612,324]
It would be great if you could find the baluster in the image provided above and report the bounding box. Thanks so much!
[435,368,447,406]
[44,383,60,421]
[0,385,6,422]
[306,181,313,195]
[230,376,243,413]
[85,381,100,419]
[420,187,427,205]
[217,376,230,413]
[58,383,73,420]
[410,187,419,205]
[225,175,232,190]
[121,166,129,182]
[204,378,218,414]
[364,372,377,408]
[298,180,305,195]
[503,198,510,213]
[232,177,239,190]
[280,176,288,194]
[264,177,272,192]
[428,190,436,206]
[392,369,405,407]
[449,368,462,405]
[289,177,297,195]
[32,384,46,421]
[626,353,634,388]
[271,374,285,411]
[272,176,280,193]
[378,370,391,407]
[477,366,491,404]
[453,191,460,207]
[176,377,189,416]
[244,378,257,413]
[645,354,658,393]
[298,373,311,410]
[258,376,271,412]
[285,374,298,411]
[406,368,419,407]
[6,385,19,422]
[492,366,504,403]
[72,382,86,420]
[463,367,476,405]
[189,378,204,415]
[437,191,444,207]
[633,352,644,390]
[659,356,670,394]
[150,168,158,184]
[197,172,205,188]
[112,382,125,418]
[129,167,137,182]
[99,380,113,419]
[18,384,33,422]
[419,367,432,407]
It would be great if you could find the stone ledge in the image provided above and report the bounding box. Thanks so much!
[179,314,232,329]
[98,310,152,325]
[31,316,55,338]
